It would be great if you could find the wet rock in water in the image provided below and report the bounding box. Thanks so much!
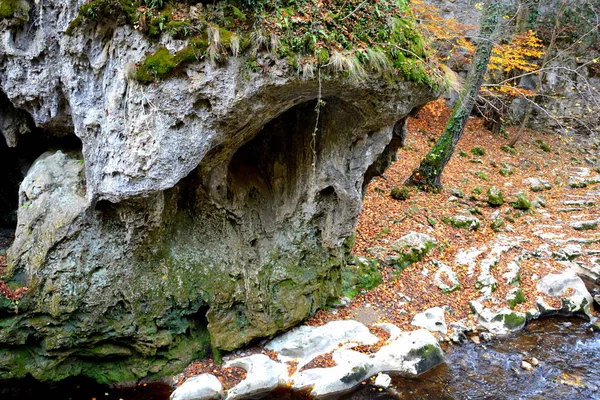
[374,373,392,389]
[529,357,540,367]
[386,232,437,269]
[469,301,527,334]
[448,215,481,230]
[170,374,223,400]
[411,307,448,334]
[265,320,378,369]
[536,273,594,318]
[291,350,374,398]
[433,261,461,293]
[375,329,444,376]
[224,354,288,400]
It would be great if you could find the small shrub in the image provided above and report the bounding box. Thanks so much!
[474,171,489,181]
[470,146,486,156]
[391,187,411,201]
[536,139,552,152]
[500,145,517,155]
[458,150,469,157]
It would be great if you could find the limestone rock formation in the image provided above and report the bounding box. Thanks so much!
[0,0,435,382]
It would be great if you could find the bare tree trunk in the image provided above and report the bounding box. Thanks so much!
[407,1,502,190]
[508,0,566,147]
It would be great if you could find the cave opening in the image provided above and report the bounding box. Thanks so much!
[0,96,82,254]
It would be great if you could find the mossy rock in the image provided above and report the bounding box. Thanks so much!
[0,0,30,21]
[387,232,436,269]
[511,194,531,210]
[506,288,526,309]
[500,145,517,155]
[490,217,505,232]
[486,186,504,206]
[496,311,526,331]
[448,215,480,230]
[536,139,552,152]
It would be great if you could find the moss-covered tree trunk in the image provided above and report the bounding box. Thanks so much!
[407,1,502,190]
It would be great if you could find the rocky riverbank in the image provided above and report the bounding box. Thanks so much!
[169,100,600,399]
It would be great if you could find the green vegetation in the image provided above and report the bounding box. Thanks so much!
[66,0,437,85]
[0,0,29,20]
[511,193,531,210]
[501,145,517,155]
[470,146,486,156]
[390,186,411,201]
[486,186,504,206]
[507,288,526,309]
[342,257,383,299]
[536,139,552,152]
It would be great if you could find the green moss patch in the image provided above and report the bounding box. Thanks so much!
[66,0,437,85]
[0,0,29,21]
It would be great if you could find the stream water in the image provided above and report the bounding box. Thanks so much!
[1,317,599,400]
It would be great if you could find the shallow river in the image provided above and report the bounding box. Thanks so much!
[2,317,599,400]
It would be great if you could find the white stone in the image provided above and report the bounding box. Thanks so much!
[375,329,444,376]
[265,320,378,369]
[469,301,526,334]
[170,374,222,400]
[373,373,392,389]
[411,307,447,334]
[225,354,288,400]
[433,261,460,293]
[536,272,593,318]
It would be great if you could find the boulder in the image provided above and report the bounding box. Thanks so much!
[0,0,435,382]
[536,273,593,318]
[411,307,448,334]
[170,374,223,400]
[375,329,444,376]
[469,301,527,334]
[486,186,504,206]
[448,215,481,230]
[386,232,437,269]
[224,355,288,400]
[265,320,378,369]
[523,177,552,192]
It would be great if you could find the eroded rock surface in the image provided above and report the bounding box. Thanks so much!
[0,0,435,383]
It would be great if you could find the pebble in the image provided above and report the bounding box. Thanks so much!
[374,373,392,389]
[521,360,533,371]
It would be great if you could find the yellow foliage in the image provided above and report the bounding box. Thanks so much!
[409,0,475,62]
[488,30,544,73]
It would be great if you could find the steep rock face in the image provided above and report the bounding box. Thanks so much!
[0,0,435,382]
